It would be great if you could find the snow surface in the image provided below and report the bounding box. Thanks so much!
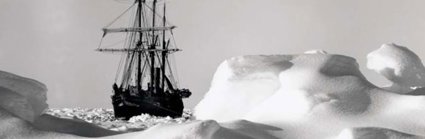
[2,44,425,138]
[195,45,425,138]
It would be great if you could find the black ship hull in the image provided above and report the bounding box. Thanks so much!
[112,96,183,119]
[111,85,190,119]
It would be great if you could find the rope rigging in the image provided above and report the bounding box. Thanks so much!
[100,0,180,93]
[104,2,137,28]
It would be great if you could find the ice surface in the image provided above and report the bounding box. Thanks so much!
[45,108,193,132]
[367,43,425,93]
[0,70,48,122]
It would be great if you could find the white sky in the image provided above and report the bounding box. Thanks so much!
[0,0,424,108]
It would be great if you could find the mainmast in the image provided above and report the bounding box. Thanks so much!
[136,0,143,92]
[150,0,157,92]
[161,3,167,91]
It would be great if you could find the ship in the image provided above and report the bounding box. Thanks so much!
[97,0,191,119]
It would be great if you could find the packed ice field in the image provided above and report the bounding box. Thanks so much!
[45,108,193,132]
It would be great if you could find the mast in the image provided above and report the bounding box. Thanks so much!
[137,0,143,92]
[161,3,166,91]
[150,0,157,92]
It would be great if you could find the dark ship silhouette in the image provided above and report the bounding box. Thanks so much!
[97,0,191,119]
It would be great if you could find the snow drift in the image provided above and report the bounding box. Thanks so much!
[0,70,48,122]
[195,44,425,138]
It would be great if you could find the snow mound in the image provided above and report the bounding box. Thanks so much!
[367,43,425,93]
[195,54,366,122]
[194,55,294,121]
[0,70,48,122]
